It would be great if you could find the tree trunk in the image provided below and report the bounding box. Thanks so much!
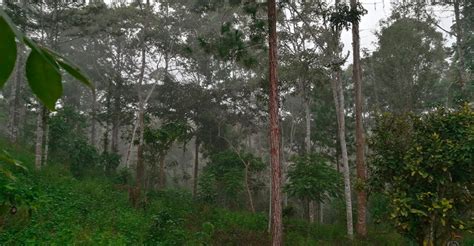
[125,115,139,168]
[304,96,311,154]
[454,0,467,95]
[159,154,166,189]
[309,201,315,223]
[331,69,354,239]
[8,44,24,143]
[34,106,44,170]
[267,0,282,244]
[132,107,145,207]
[131,11,149,203]
[193,138,199,197]
[104,81,112,153]
[111,99,120,154]
[350,0,368,237]
[90,90,97,147]
[42,108,49,165]
[244,162,256,213]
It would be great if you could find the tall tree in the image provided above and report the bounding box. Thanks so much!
[329,0,354,236]
[267,0,282,244]
[349,0,367,237]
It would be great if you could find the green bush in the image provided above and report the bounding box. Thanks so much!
[370,105,473,244]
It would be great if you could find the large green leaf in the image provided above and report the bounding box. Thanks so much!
[26,49,62,110]
[0,16,17,88]
[44,47,93,89]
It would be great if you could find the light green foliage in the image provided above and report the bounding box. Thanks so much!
[370,105,473,244]
[198,150,264,208]
[285,154,342,203]
[0,9,92,110]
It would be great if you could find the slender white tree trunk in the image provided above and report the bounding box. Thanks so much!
[331,70,354,239]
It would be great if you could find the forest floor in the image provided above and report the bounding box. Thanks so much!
[0,140,433,245]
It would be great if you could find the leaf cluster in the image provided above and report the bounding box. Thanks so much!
[0,9,92,110]
[369,105,473,243]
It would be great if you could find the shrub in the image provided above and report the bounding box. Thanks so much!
[370,105,473,244]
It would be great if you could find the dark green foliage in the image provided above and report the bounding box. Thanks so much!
[329,2,367,31]
[144,121,192,156]
[198,150,264,208]
[0,138,453,245]
[0,9,92,110]
[0,16,17,88]
[99,152,120,176]
[370,105,474,244]
[285,154,342,203]
[366,17,446,113]
[48,107,102,177]
[25,48,62,110]
[0,150,37,223]
[146,210,187,245]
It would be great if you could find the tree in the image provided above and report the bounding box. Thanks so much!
[0,7,92,151]
[143,121,191,190]
[370,105,473,245]
[348,0,368,237]
[366,17,446,113]
[285,154,342,222]
[267,0,282,244]
[198,150,264,211]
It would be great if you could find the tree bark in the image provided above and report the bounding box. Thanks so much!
[159,154,166,189]
[193,138,199,197]
[350,0,368,237]
[42,108,49,165]
[8,44,24,143]
[244,162,256,213]
[133,107,145,207]
[454,0,467,95]
[34,106,44,170]
[130,2,149,205]
[331,69,354,239]
[90,89,97,147]
[267,0,283,244]
[111,98,120,154]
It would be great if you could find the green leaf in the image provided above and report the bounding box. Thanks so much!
[55,57,93,89]
[0,16,17,88]
[26,48,62,110]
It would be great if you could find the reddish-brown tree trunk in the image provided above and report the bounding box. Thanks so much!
[268,0,282,244]
[350,0,368,237]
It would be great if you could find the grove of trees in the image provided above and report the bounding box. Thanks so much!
[0,0,472,245]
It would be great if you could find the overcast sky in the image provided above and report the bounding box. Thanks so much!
[340,0,455,64]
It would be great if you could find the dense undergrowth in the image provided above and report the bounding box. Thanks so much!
[0,139,466,245]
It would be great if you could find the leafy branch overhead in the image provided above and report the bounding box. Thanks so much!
[0,8,92,110]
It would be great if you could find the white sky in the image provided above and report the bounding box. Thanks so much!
[340,0,456,64]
